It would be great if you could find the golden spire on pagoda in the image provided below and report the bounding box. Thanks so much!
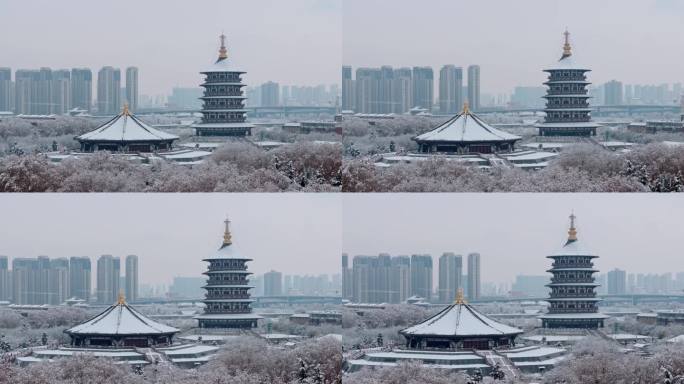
[454,287,467,304]
[462,101,470,115]
[561,29,572,59]
[218,33,228,60]
[122,103,130,116]
[117,290,126,305]
[567,211,578,241]
[223,216,232,245]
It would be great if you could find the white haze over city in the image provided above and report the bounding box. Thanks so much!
[342,194,684,285]
[343,0,684,93]
[0,194,341,285]
[0,0,341,95]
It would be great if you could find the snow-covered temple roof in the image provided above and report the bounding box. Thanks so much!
[400,291,523,337]
[414,104,521,143]
[65,294,179,336]
[76,105,178,143]
[204,217,252,260]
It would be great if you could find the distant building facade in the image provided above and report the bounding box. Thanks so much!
[467,65,481,111]
[264,270,283,296]
[0,256,10,301]
[607,268,626,295]
[604,80,623,105]
[439,65,463,114]
[260,81,280,107]
[96,255,121,304]
[410,254,433,301]
[125,67,139,112]
[438,252,462,303]
[467,253,481,301]
[70,68,92,112]
[125,255,139,302]
[0,68,11,112]
[69,257,91,301]
[97,66,121,115]
[412,67,433,111]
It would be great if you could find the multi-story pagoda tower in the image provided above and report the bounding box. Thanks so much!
[192,34,253,137]
[539,213,608,329]
[536,30,600,137]
[195,218,262,329]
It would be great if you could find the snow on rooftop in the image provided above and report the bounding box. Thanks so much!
[414,111,521,143]
[400,302,523,337]
[547,238,598,258]
[65,301,179,336]
[201,57,246,74]
[77,112,178,142]
[204,242,252,261]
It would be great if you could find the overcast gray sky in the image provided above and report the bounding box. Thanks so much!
[343,0,684,94]
[0,0,341,95]
[0,194,341,285]
[342,194,684,284]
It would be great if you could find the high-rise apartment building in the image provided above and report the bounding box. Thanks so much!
[467,252,481,301]
[607,268,627,295]
[439,65,463,114]
[125,67,138,112]
[14,69,37,114]
[35,68,53,115]
[97,67,121,115]
[0,256,10,301]
[125,255,139,302]
[342,66,354,111]
[342,254,352,300]
[604,80,623,105]
[410,254,433,301]
[355,68,380,113]
[260,81,280,107]
[467,65,481,111]
[49,258,69,305]
[438,252,462,303]
[378,66,394,114]
[71,68,92,111]
[392,67,412,113]
[412,67,434,111]
[390,256,411,303]
[52,69,71,115]
[264,270,283,296]
[0,68,12,112]
[96,255,120,304]
[69,256,91,301]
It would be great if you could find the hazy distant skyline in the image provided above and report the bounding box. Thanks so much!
[342,194,684,284]
[0,194,341,285]
[343,0,684,94]
[0,0,341,95]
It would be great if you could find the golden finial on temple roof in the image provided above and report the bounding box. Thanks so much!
[455,287,467,304]
[223,216,232,245]
[117,290,126,305]
[462,102,470,115]
[122,103,130,116]
[567,211,577,241]
[561,28,572,59]
[218,33,228,60]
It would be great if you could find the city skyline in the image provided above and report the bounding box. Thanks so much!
[0,194,341,285]
[343,0,684,93]
[0,0,341,96]
[342,194,684,284]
